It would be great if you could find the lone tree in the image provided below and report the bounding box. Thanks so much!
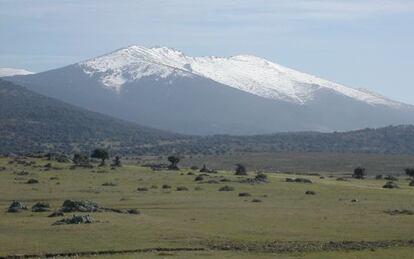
[112,156,122,167]
[405,168,414,179]
[235,163,247,175]
[167,155,180,170]
[352,167,366,179]
[91,148,109,166]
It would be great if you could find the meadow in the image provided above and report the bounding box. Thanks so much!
[0,156,413,258]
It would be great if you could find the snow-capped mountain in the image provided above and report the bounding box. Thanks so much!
[80,46,401,108]
[0,68,33,77]
[6,46,414,135]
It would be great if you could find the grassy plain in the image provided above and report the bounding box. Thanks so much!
[0,156,413,258]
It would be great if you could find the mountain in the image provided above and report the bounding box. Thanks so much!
[7,46,414,135]
[0,79,182,154]
[0,68,34,77]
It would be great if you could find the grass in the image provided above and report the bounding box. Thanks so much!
[0,156,413,258]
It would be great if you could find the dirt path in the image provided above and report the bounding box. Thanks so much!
[2,240,413,258]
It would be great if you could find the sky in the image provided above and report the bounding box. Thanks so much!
[1,0,414,104]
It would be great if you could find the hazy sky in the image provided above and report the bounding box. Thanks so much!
[1,0,414,104]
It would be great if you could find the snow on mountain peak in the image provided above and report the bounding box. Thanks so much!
[0,68,34,77]
[79,45,402,108]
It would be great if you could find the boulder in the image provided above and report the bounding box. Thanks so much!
[8,201,28,213]
[61,200,100,212]
[31,202,51,212]
[53,215,95,225]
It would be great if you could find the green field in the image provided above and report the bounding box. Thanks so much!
[0,156,413,258]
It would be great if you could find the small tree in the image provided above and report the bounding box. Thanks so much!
[167,155,180,170]
[352,167,366,179]
[112,156,122,167]
[235,163,247,175]
[405,168,414,179]
[91,148,109,166]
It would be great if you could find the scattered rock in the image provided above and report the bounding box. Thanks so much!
[219,185,234,191]
[53,214,95,225]
[305,191,316,195]
[31,202,51,212]
[383,181,399,189]
[8,201,28,213]
[61,200,100,212]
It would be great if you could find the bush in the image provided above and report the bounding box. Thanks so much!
[162,184,172,189]
[219,185,234,191]
[305,190,316,195]
[235,163,247,175]
[137,187,148,191]
[383,181,399,189]
[26,178,39,184]
[176,186,188,191]
[238,192,251,197]
[352,167,366,179]
[194,175,204,181]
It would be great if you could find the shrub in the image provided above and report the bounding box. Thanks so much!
[235,163,247,175]
[26,179,39,184]
[352,167,366,179]
[238,192,251,197]
[219,185,234,191]
[383,181,399,189]
[137,187,148,191]
[162,184,172,189]
[194,175,204,181]
[305,190,316,195]
[176,186,188,191]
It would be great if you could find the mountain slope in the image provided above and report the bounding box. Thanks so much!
[0,79,182,154]
[0,68,33,77]
[7,46,414,135]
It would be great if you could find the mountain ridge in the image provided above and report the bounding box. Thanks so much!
[6,45,414,135]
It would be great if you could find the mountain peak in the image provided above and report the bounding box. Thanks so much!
[79,45,405,108]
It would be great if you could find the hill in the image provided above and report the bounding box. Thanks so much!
[0,79,182,154]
